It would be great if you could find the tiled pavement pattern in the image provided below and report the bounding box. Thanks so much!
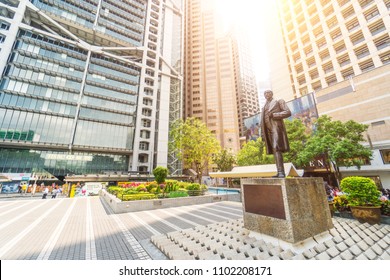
[0,196,389,260]
[0,196,243,260]
[152,217,390,260]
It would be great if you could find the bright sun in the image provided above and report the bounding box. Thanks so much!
[215,0,272,82]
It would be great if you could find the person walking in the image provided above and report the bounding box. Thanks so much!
[51,187,58,199]
[42,185,49,199]
[260,90,292,178]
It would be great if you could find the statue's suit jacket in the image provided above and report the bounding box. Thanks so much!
[260,98,291,154]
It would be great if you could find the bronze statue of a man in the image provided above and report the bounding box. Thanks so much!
[260,90,291,178]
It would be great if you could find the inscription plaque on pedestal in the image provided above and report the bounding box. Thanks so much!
[243,184,285,220]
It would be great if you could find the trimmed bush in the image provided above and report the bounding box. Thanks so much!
[340,176,381,207]
[153,166,168,184]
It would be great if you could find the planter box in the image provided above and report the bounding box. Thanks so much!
[100,189,241,214]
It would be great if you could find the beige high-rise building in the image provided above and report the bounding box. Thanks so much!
[184,0,240,152]
[265,0,390,187]
[184,0,260,153]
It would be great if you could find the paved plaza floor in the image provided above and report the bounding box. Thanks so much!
[0,195,389,260]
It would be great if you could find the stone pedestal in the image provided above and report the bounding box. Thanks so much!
[241,177,333,248]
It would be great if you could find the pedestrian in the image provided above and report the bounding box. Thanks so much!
[22,184,27,194]
[18,184,22,194]
[42,185,49,199]
[51,187,58,199]
[260,90,291,178]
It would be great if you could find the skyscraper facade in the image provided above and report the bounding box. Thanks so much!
[184,0,239,153]
[231,29,260,137]
[184,0,259,153]
[0,0,183,179]
[265,0,390,186]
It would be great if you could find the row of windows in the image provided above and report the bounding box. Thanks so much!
[74,120,134,149]
[0,106,135,150]
[15,41,86,69]
[13,52,85,79]
[79,107,134,125]
[84,84,138,104]
[89,63,139,84]
[1,79,79,104]
[7,65,81,90]
[82,95,135,113]
[19,30,88,58]
[87,72,138,93]
[0,108,74,144]
[0,93,77,116]
[0,148,129,176]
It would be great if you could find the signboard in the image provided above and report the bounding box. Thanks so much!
[243,114,261,142]
[84,182,104,195]
[287,92,318,134]
[243,92,319,143]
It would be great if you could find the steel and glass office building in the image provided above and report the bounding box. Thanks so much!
[0,0,183,180]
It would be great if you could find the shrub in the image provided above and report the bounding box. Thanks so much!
[186,183,201,191]
[146,182,158,192]
[107,187,124,197]
[340,176,381,207]
[153,166,168,184]
[168,191,189,198]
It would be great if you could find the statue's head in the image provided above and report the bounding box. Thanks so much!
[264,90,273,101]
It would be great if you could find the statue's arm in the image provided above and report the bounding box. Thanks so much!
[272,99,292,119]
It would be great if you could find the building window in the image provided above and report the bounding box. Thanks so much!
[368,19,385,36]
[374,34,390,50]
[350,30,365,45]
[341,67,354,79]
[337,0,350,7]
[346,18,360,32]
[380,149,390,164]
[309,69,319,79]
[325,74,337,86]
[359,0,374,8]
[322,61,334,74]
[312,81,322,91]
[354,44,370,59]
[364,6,379,22]
[359,58,375,72]
[338,54,351,67]
[139,142,149,151]
[379,50,390,64]
[0,20,10,30]
[342,5,355,20]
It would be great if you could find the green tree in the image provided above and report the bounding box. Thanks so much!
[284,119,309,167]
[297,115,372,184]
[169,117,221,183]
[212,148,236,172]
[212,148,237,188]
[237,137,274,166]
[153,166,168,184]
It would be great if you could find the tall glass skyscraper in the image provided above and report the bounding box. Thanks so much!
[0,0,183,179]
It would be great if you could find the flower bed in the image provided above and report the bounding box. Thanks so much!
[106,180,208,201]
[100,188,241,214]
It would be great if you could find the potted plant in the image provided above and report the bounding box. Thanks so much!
[340,176,382,225]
